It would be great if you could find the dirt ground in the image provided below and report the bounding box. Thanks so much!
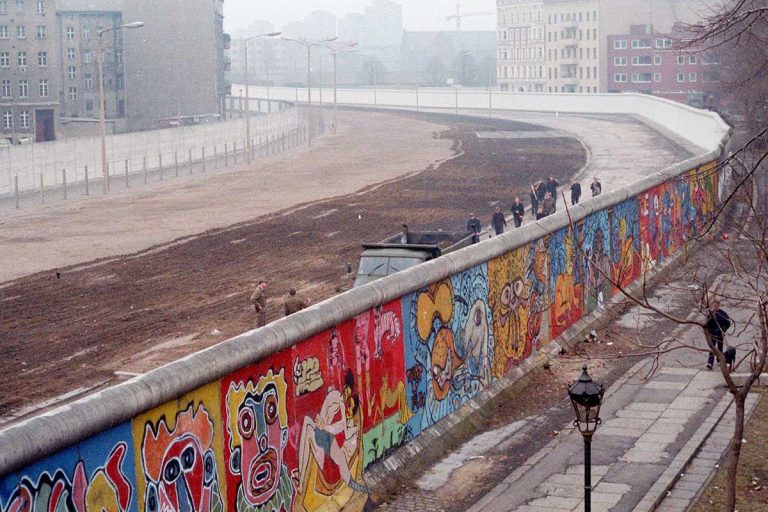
[0,110,585,422]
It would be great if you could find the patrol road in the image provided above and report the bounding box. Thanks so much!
[0,108,688,427]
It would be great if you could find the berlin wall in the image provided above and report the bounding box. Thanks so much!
[0,91,730,512]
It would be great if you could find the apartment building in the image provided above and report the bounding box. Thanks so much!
[0,0,60,142]
[607,24,720,108]
[496,0,545,92]
[56,7,125,126]
[544,0,599,93]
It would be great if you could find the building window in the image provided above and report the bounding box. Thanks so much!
[0,26,7,39]
[17,51,26,68]
[68,86,77,100]
[0,52,9,67]
[67,47,75,59]
[82,27,90,40]
[689,72,697,82]
[36,0,43,14]
[37,51,46,66]
[116,74,124,89]
[118,99,124,116]
[116,50,123,65]
[653,73,661,82]
[613,73,627,82]
[702,71,720,83]
[656,38,672,48]
[1,80,10,98]
[676,72,685,82]
[16,25,26,38]
[18,79,28,98]
[36,25,45,38]
[0,0,6,14]
[15,0,23,13]
[631,39,652,49]
[2,111,11,129]
[689,55,697,64]
[632,55,652,66]
[66,65,75,79]
[677,55,685,65]
[632,72,652,82]
[614,56,626,66]
[702,53,720,65]
[85,99,93,111]
[84,74,92,89]
[38,78,47,97]
[83,51,91,64]
[19,110,29,128]
[613,40,627,49]
[654,55,661,65]
[66,26,74,39]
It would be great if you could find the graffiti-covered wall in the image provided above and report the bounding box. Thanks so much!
[0,161,723,512]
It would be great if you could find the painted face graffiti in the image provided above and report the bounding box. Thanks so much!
[225,370,292,512]
[141,404,223,512]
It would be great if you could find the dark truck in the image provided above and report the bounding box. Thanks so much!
[353,225,475,287]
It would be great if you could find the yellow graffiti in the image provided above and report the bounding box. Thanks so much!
[416,281,453,342]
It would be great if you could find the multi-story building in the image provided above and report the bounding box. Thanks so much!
[364,0,402,47]
[56,5,125,128]
[606,24,720,107]
[0,0,60,142]
[544,0,600,93]
[497,0,545,92]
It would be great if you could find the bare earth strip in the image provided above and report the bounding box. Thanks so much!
[0,111,454,283]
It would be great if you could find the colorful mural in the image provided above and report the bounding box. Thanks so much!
[0,160,725,512]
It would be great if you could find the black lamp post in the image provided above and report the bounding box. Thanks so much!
[568,365,605,512]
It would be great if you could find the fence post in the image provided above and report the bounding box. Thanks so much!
[40,173,44,204]
[224,143,229,167]
[174,151,179,177]
[159,153,164,181]
[62,169,67,200]
[14,175,19,209]
[213,145,218,170]
[143,156,148,184]
[233,141,237,164]
[202,147,206,172]
[84,165,89,195]
[125,160,129,188]
[189,149,193,174]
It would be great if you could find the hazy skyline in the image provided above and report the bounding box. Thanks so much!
[224,0,497,35]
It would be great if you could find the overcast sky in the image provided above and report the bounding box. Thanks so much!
[224,0,497,34]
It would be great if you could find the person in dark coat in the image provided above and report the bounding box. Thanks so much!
[535,206,545,220]
[590,177,602,197]
[546,176,560,210]
[511,197,525,228]
[467,213,482,243]
[705,300,732,369]
[542,192,556,216]
[570,181,582,205]
[491,206,507,235]
[530,184,540,217]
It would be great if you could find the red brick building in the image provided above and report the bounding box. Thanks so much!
[606,24,720,108]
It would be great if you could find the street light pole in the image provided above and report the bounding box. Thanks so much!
[568,366,605,512]
[244,32,281,164]
[98,21,143,194]
[326,42,357,135]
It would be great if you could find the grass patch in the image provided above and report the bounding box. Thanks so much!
[690,391,768,511]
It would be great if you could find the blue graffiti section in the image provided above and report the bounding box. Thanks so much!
[403,264,493,436]
[0,424,138,512]
[582,211,611,315]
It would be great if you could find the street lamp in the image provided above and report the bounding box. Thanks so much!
[98,21,143,194]
[281,36,337,146]
[319,41,357,134]
[568,365,605,512]
[243,31,281,163]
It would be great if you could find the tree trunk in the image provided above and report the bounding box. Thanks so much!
[726,393,746,511]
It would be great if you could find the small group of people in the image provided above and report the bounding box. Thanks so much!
[467,176,605,240]
[250,280,310,327]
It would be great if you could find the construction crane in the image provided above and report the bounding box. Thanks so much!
[446,2,494,31]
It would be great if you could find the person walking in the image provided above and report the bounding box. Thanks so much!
[511,197,525,228]
[491,206,507,235]
[570,180,582,205]
[284,288,309,316]
[467,213,482,243]
[529,184,540,217]
[535,206,545,220]
[590,177,602,197]
[250,280,269,328]
[542,191,556,216]
[546,176,560,211]
[705,299,732,369]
